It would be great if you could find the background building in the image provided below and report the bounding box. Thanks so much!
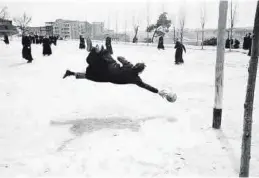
[92,22,104,39]
[27,26,53,36]
[52,19,93,39]
[0,18,18,36]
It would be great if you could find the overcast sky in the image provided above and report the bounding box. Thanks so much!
[0,0,257,32]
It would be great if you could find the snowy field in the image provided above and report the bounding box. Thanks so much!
[0,39,258,177]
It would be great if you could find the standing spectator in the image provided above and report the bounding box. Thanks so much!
[22,32,34,63]
[157,36,165,50]
[174,40,186,65]
[42,36,52,56]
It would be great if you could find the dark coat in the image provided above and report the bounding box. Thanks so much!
[234,39,240,49]
[53,36,57,46]
[22,36,33,62]
[4,35,9,44]
[79,37,86,49]
[157,36,164,50]
[42,37,52,56]
[85,47,145,84]
[35,35,40,44]
[243,36,248,50]
[174,41,186,64]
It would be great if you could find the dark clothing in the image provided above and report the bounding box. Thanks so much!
[85,48,146,85]
[35,35,40,44]
[225,38,233,49]
[105,37,113,54]
[39,36,43,44]
[175,41,186,64]
[64,47,159,95]
[79,37,86,49]
[31,36,35,44]
[157,36,164,50]
[234,39,240,49]
[76,70,158,93]
[22,36,33,62]
[243,36,248,50]
[53,36,57,46]
[42,37,52,56]
[4,35,9,44]
[225,39,230,48]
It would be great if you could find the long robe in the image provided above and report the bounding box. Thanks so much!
[79,37,86,49]
[157,36,165,50]
[22,36,33,62]
[42,37,52,56]
[4,35,9,44]
[174,41,186,64]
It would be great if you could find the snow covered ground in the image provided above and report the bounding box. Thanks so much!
[0,39,258,178]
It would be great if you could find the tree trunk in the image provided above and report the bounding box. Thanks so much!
[239,1,259,177]
[212,0,228,129]
[202,27,204,49]
[133,27,139,43]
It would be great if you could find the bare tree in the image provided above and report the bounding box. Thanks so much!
[0,6,8,19]
[200,2,206,49]
[13,12,32,34]
[132,15,139,43]
[239,1,259,177]
[179,7,186,43]
[170,14,176,44]
[229,0,237,51]
[196,29,199,46]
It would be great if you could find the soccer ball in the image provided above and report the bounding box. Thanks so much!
[166,93,177,103]
[158,90,177,103]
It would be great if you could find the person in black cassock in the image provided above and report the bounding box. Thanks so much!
[35,35,39,44]
[225,38,230,48]
[42,36,52,56]
[79,35,86,49]
[3,34,9,44]
[22,33,34,63]
[157,36,165,50]
[86,37,92,52]
[105,36,113,54]
[39,36,43,44]
[174,40,186,65]
[32,35,35,44]
[62,45,177,103]
[243,34,248,50]
[53,36,58,46]
[234,39,240,49]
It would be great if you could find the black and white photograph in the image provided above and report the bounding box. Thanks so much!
[0,0,259,177]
